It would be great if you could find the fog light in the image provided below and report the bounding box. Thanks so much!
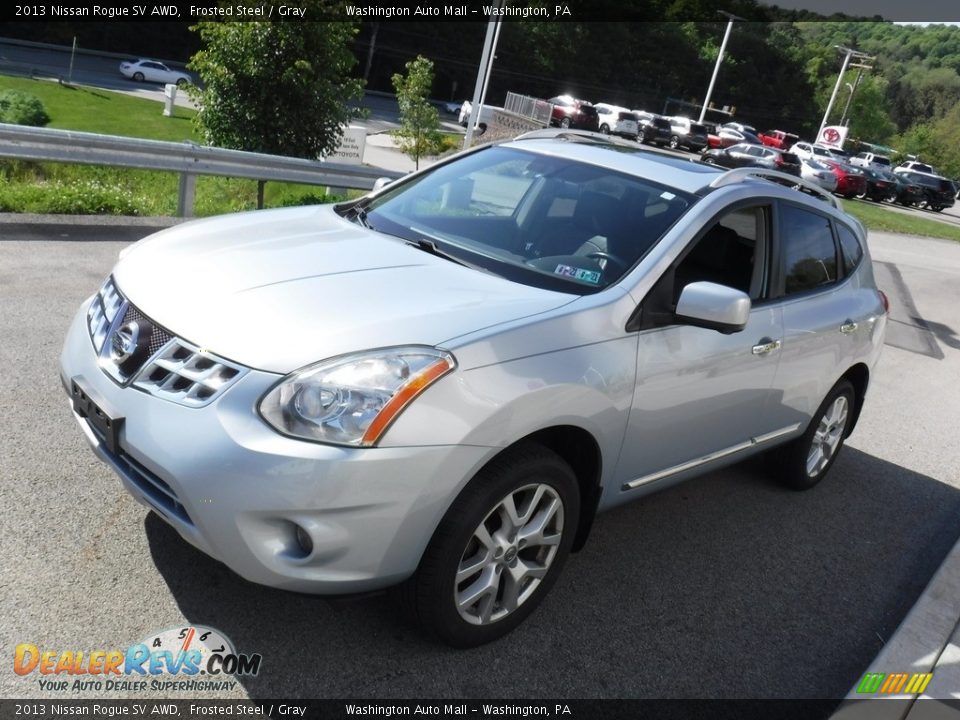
[294,524,314,557]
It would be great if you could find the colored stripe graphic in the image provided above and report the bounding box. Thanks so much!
[858,672,933,694]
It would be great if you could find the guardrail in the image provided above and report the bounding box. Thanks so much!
[0,123,403,216]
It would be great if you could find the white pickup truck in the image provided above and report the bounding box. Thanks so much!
[849,152,892,170]
[458,101,500,135]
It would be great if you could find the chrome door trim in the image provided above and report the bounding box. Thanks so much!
[621,423,802,490]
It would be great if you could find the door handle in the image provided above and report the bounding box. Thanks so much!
[840,320,858,334]
[752,338,782,355]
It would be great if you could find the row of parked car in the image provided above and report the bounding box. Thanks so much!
[458,95,956,212]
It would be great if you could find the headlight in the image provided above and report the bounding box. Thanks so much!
[258,346,456,447]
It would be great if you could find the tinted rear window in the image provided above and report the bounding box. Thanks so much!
[780,205,838,295]
[619,112,638,121]
[782,153,800,164]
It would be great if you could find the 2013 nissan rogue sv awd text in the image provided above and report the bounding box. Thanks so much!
[61,130,888,647]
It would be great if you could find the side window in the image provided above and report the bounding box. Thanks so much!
[780,205,838,295]
[674,206,768,300]
[836,223,863,275]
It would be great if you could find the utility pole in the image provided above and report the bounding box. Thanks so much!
[839,62,873,127]
[698,11,744,124]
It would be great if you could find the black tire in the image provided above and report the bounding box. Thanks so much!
[669,135,680,150]
[560,117,571,129]
[599,124,610,134]
[401,443,579,647]
[133,72,144,82]
[176,77,187,88]
[772,380,856,491]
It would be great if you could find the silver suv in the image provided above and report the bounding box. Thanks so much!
[61,131,888,647]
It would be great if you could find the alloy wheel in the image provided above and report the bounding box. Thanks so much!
[806,395,849,477]
[454,483,564,626]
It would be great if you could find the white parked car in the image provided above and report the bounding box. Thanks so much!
[895,160,937,175]
[119,59,191,86]
[791,142,843,163]
[593,103,639,140]
[800,158,839,193]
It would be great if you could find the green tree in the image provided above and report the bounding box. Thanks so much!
[188,12,364,203]
[391,55,444,171]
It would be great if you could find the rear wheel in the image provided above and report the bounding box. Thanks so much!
[599,124,610,134]
[772,380,855,491]
[560,117,571,129]
[669,135,680,150]
[402,443,579,647]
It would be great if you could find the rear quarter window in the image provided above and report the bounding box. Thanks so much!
[835,224,864,276]
[780,204,838,295]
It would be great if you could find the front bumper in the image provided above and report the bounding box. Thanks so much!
[60,300,491,594]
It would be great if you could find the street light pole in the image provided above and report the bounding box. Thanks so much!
[698,12,742,124]
[819,46,855,141]
[839,63,872,127]
[818,47,873,139]
[463,0,504,150]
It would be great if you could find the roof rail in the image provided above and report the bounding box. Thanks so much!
[513,128,600,142]
[708,167,839,208]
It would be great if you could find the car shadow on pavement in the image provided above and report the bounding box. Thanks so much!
[144,447,960,699]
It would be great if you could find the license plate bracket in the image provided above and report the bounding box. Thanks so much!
[71,378,125,455]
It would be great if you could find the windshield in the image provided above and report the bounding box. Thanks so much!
[360,145,694,294]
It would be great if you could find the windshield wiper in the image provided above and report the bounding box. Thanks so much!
[405,235,468,267]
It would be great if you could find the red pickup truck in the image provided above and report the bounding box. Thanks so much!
[759,130,799,150]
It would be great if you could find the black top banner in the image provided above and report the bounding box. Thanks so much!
[2,0,960,24]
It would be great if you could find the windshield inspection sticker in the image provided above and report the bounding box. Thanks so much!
[554,264,601,285]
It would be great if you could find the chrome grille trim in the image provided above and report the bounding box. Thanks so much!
[87,276,124,353]
[132,337,247,408]
[86,275,248,408]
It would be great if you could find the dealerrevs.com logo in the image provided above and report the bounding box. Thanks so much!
[14,626,262,693]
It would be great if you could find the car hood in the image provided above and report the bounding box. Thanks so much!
[113,205,575,374]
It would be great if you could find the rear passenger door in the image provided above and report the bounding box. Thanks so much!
[765,202,874,432]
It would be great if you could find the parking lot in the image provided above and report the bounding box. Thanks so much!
[0,217,958,700]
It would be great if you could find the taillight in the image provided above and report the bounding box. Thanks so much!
[878,290,890,314]
[775,156,784,166]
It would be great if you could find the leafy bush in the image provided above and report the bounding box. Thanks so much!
[0,178,144,215]
[0,90,51,127]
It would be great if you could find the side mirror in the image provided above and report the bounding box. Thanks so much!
[675,281,751,334]
[372,177,393,192]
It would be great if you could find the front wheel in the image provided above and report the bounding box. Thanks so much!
[669,135,680,150]
[560,117,571,129]
[132,72,144,82]
[772,380,855,491]
[402,443,579,647]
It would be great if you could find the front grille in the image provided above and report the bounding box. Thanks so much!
[86,275,248,408]
[122,304,173,359]
[87,277,124,353]
[133,338,244,408]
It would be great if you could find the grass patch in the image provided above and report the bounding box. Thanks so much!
[0,75,199,141]
[0,74,355,215]
[841,199,960,242]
